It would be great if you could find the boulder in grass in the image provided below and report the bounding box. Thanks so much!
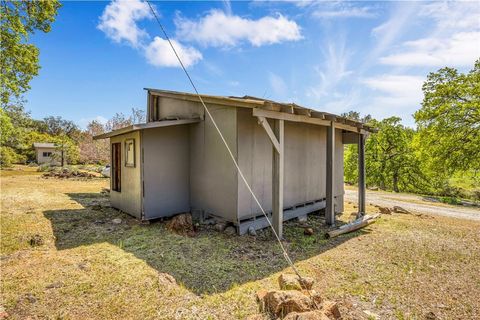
[264,290,312,318]
[302,290,322,307]
[256,289,268,312]
[321,301,341,320]
[279,274,315,290]
[304,228,314,236]
[166,213,195,237]
[284,310,330,320]
[214,221,227,232]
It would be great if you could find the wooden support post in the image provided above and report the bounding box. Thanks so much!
[272,119,284,238]
[358,133,366,215]
[326,121,335,225]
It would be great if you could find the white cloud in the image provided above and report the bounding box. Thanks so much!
[380,32,480,67]
[98,0,202,68]
[97,0,151,47]
[313,6,375,19]
[363,75,424,99]
[378,1,480,68]
[144,37,202,68]
[175,10,302,47]
[362,74,425,121]
[306,37,352,100]
[419,1,480,30]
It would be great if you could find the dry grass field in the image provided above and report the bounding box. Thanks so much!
[1,166,479,319]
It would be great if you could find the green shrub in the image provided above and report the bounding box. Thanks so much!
[438,196,461,205]
[37,163,56,172]
[0,146,26,167]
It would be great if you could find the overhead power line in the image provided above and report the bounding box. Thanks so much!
[145,0,305,282]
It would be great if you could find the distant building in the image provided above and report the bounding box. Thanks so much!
[33,143,60,164]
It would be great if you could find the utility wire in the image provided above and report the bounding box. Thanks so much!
[145,0,304,282]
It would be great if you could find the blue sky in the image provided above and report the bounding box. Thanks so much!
[25,0,480,128]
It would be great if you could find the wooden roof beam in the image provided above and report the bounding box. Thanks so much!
[294,108,311,117]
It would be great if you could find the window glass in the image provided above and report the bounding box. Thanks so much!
[125,139,135,167]
[43,152,52,157]
[112,143,121,191]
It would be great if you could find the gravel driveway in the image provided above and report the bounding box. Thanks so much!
[344,188,480,221]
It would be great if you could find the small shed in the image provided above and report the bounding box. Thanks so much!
[95,89,373,236]
[33,143,60,164]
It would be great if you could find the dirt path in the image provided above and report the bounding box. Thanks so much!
[344,188,480,221]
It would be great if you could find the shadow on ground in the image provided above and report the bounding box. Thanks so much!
[43,192,367,295]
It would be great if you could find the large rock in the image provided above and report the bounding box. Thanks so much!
[224,226,237,235]
[304,228,314,236]
[321,301,341,320]
[256,289,268,312]
[264,290,312,318]
[279,274,315,290]
[166,213,195,237]
[214,221,227,232]
[302,290,322,306]
[283,310,330,320]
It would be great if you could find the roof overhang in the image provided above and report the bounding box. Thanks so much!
[145,88,377,134]
[93,118,201,140]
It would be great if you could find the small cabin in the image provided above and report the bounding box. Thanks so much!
[95,89,372,236]
[33,143,60,164]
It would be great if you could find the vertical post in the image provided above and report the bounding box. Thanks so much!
[272,119,284,238]
[358,133,366,215]
[326,121,335,225]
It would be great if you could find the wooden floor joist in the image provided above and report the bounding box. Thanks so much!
[326,214,380,238]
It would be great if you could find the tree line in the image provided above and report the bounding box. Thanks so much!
[0,106,145,166]
[343,60,479,200]
[1,2,478,201]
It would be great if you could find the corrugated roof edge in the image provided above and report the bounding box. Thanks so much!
[93,118,201,140]
[144,88,377,133]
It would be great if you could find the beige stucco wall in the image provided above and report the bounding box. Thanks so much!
[35,147,60,164]
[110,131,142,218]
[142,125,190,219]
[189,104,238,222]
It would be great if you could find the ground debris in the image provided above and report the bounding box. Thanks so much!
[393,206,410,214]
[166,213,195,237]
[284,310,330,320]
[111,218,122,224]
[378,206,392,214]
[158,272,177,287]
[42,167,96,179]
[29,234,44,247]
[46,281,64,289]
[363,310,380,319]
